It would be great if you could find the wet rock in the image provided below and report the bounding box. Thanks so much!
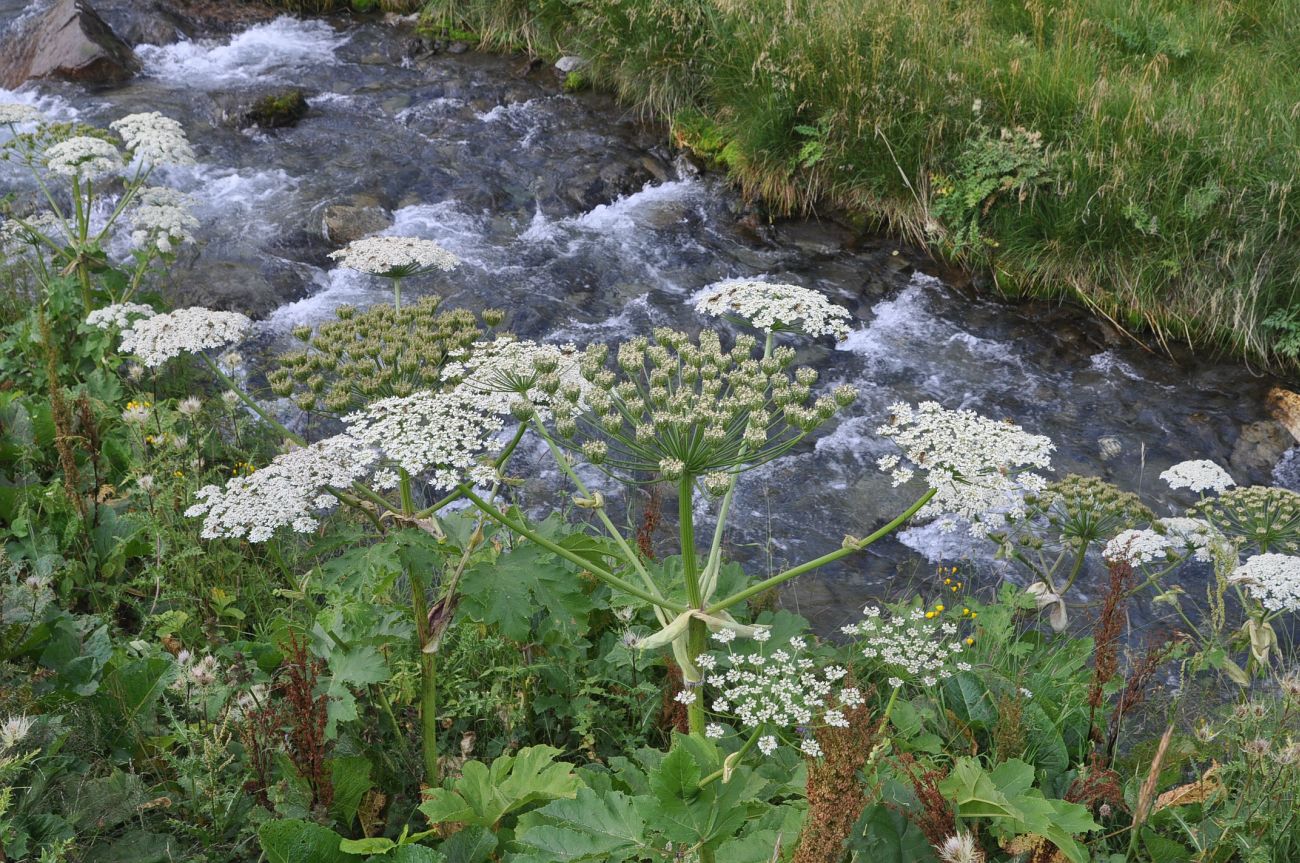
[321,196,392,246]
[95,0,187,46]
[247,90,310,129]
[170,260,305,319]
[555,55,588,73]
[447,41,470,55]
[0,0,140,89]
[1230,419,1293,477]
[1266,386,1300,443]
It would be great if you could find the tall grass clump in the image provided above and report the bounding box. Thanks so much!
[422,0,1300,366]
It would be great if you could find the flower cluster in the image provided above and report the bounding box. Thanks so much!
[1229,554,1300,613]
[43,135,123,181]
[1102,528,1171,566]
[542,328,857,478]
[876,401,1055,537]
[442,335,588,417]
[694,280,852,340]
[129,186,198,253]
[0,213,65,255]
[269,299,496,413]
[185,434,379,542]
[0,103,43,126]
[702,630,858,757]
[1192,486,1300,555]
[328,235,460,278]
[170,650,221,690]
[1157,517,1221,563]
[117,306,252,367]
[87,303,157,330]
[1160,459,1235,494]
[109,112,196,167]
[842,604,969,688]
[1022,474,1154,546]
[343,388,505,492]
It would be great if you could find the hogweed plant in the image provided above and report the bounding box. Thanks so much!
[454,280,1061,754]
[1,106,197,310]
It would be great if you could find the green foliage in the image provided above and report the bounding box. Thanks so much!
[417,744,579,829]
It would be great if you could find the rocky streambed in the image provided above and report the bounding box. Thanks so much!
[2,0,1294,631]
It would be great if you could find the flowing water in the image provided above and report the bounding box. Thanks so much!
[2,9,1289,632]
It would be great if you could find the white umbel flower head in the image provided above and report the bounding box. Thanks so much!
[117,307,252,367]
[441,336,588,415]
[1160,460,1235,494]
[43,136,123,181]
[1157,517,1221,563]
[129,187,198,253]
[694,280,852,340]
[1103,529,1172,566]
[109,112,196,166]
[704,632,855,757]
[0,103,44,126]
[877,402,1055,537]
[328,236,460,278]
[1229,554,1300,613]
[344,387,504,492]
[185,434,378,543]
[86,303,157,330]
[845,604,966,687]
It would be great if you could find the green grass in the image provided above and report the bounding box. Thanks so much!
[420,0,1300,367]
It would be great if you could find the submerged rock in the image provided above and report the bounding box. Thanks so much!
[246,90,310,129]
[1230,419,1293,478]
[0,0,139,89]
[321,195,392,246]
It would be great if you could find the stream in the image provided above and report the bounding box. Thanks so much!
[2,9,1290,633]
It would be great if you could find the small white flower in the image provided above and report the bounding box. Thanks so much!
[0,715,35,750]
[177,396,203,416]
[752,628,772,643]
[136,474,155,493]
[757,735,778,756]
[710,629,736,644]
[221,390,241,407]
[935,831,984,863]
[128,186,198,251]
[1159,460,1234,494]
[122,403,151,424]
[705,723,725,739]
[674,690,697,705]
[800,738,823,757]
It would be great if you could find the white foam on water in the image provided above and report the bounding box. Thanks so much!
[545,293,652,342]
[1088,349,1144,381]
[136,17,348,89]
[897,519,995,563]
[571,179,699,234]
[264,267,372,331]
[173,165,300,232]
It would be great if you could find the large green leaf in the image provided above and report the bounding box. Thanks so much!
[939,757,1019,819]
[95,657,174,749]
[459,543,592,641]
[418,745,579,829]
[258,819,351,863]
[513,787,647,862]
[437,826,496,863]
[846,804,937,863]
[941,671,997,727]
[331,755,374,828]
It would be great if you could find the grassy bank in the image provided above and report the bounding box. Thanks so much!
[420,0,1300,367]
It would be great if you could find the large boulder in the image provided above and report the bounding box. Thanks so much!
[0,0,140,89]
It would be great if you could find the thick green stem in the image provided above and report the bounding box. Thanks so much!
[401,471,440,784]
[699,726,763,787]
[459,486,684,612]
[709,488,936,613]
[200,354,304,444]
[679,475,707,736]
